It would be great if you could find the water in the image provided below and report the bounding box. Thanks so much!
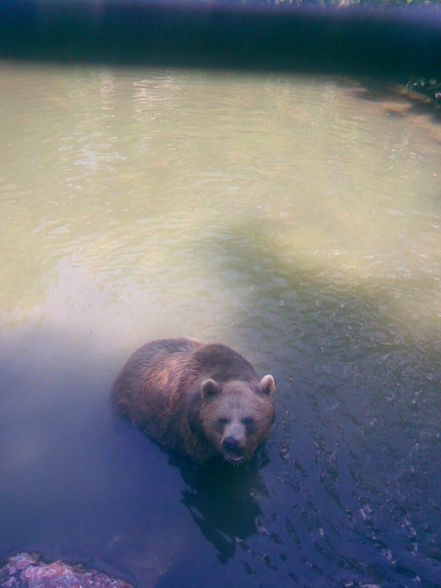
[1,63,440,587]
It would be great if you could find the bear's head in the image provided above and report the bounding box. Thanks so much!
[197,375,276,465]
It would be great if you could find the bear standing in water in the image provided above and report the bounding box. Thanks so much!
[112,338,276,464]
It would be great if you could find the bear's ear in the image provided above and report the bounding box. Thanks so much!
[201,378,221,400]
[259,374,276,397]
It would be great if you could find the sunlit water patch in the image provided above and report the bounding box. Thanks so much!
[0,63,440,587]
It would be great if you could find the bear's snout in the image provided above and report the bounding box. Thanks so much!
[222,437,242,454]
[222,436,246,464]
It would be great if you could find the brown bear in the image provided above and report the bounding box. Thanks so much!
[111,338,276,464]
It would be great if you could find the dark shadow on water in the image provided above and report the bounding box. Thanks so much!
[1,213,441,586]
[170,451,269,563]
[0,327,272,586]
[179,219,441,587]
[1,1,441,78]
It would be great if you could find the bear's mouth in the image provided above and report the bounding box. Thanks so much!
[224,453,246,465]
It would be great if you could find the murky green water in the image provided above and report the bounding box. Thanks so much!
[1,63,440,587]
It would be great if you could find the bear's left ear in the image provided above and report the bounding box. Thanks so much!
[259,374,276,397]
[201,378,221,400]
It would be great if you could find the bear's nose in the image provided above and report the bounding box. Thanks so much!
[222,437,243,456]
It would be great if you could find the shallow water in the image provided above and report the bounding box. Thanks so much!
[0,63,440,587]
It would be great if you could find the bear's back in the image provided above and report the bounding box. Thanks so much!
[111,338,201,424]
[111,338,264,461]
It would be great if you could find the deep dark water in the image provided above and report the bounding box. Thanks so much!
[1,251,440,588]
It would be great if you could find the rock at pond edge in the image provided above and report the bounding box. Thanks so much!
[0,552,133,587]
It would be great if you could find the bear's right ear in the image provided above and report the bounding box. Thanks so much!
[201,378,220,400]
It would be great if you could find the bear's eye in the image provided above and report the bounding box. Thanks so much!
[242,417,255,427]
[217,417,229,426]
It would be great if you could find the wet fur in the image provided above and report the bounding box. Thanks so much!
[112,338,274,463]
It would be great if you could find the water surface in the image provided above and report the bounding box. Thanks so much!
[1,63,440,587]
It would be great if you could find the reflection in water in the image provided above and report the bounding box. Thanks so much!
[1,63,441,587]
[175,454,268,563]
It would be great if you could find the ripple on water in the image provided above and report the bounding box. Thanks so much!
[0,65,441,587]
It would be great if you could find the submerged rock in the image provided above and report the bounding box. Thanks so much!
[0,552,133,587]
